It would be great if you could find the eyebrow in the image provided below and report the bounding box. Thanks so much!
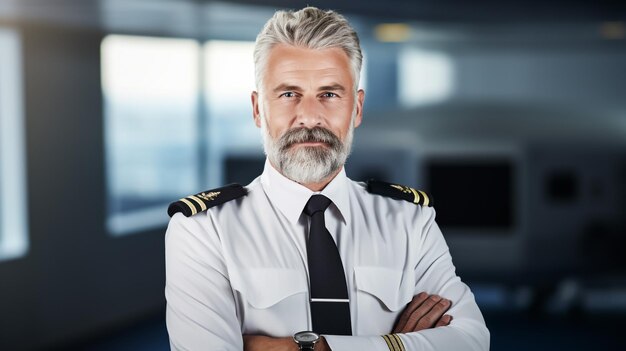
[272,83,347,93]
[318,83,346,92]
[272,84,302,93]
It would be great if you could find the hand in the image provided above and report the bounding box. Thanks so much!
[393,292,453,333]
[243,335,331,351]
[243,335,296,351]
[315,337,331,351]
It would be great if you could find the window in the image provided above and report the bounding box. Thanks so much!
[398,48,454,107]
[204,40,261,188]
[0,27,29,261]
[101,35,200,235]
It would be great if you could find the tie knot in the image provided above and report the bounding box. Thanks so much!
[304,195,332,216]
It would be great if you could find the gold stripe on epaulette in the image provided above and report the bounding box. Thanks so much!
[391,184,422,204]
[179,198,197,215]
[409,187,420,204]
[390,184,408,194]
[188,195,207,211]
[418,190,429,206]
[391,334,405,351]
[381,334,397,351]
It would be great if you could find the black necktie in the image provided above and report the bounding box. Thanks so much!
[303,195,352,335]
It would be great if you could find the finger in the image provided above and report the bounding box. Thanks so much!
[415,298,451,330]
[393,292,429,333]
[435,314,452,327]
[403,296,451,332]
[400,294,442,332]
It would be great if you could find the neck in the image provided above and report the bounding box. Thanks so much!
[268,161,342,192]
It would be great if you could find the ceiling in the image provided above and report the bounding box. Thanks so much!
[1,0,625,27]
[1,0,624,45]
[230,0,626,23]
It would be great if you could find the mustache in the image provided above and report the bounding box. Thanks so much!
[278,127,341,152]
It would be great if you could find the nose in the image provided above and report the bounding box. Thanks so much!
[294,95,323,128]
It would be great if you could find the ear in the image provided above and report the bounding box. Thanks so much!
[353,89,365,128]
[251,91,262,128]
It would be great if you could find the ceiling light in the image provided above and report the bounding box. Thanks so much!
[374,23,411,42]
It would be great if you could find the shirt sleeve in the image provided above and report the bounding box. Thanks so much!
[326,206,490,351]
[165,212,243,351]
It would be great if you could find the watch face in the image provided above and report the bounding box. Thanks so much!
[294,331,320,344]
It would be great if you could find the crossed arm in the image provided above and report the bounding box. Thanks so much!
[166,210,489,351]
[244,292,454,351]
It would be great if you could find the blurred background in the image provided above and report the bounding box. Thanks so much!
[1,0,625,350]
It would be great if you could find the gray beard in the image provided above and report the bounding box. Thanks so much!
[262,120,354,185]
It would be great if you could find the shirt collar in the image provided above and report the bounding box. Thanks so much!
[260,159,351,226]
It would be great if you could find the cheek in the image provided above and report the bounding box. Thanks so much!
[268,99,296,115]
[329,109,355,134]
[264,117,289,140]
[267,114,300,139]
[326,99,355,121]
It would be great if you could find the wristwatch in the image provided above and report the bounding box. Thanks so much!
[293,331,320,350]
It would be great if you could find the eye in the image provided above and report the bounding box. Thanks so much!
[280,92,296,98]
[321,92,338,98]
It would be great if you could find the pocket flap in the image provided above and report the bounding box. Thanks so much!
[354,266,414,311]
[231,268,308,309]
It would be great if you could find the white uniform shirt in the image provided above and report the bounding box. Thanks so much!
[165,160,489,351]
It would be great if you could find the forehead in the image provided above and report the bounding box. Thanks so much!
[264,44,353,87]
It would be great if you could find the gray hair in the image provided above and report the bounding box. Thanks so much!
[253,6,363,93]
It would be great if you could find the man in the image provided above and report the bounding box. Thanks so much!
[165,6,489,351]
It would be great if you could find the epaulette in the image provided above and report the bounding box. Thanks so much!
[167,184,247,217]
[366,179,432,207]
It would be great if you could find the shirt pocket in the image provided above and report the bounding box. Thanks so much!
[234,268,307,307]
[231,267,309,335]
[354,266,415,334]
